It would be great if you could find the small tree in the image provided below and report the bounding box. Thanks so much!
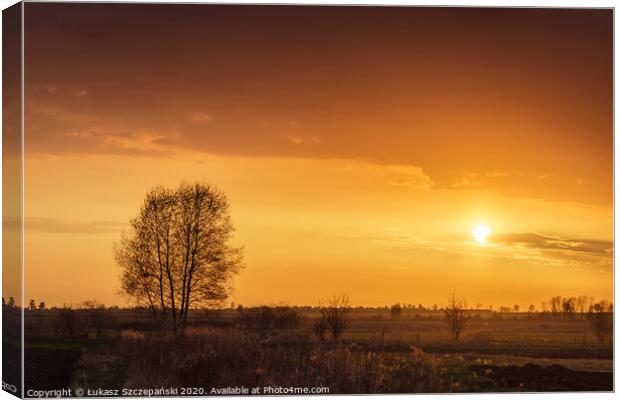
[550,296,562,315]
[82,300,106,338]
[443,292,471,341]
[320,293,351,341]
[7,297,15,308]
[575,295,589,317]
[273,306,301,330]
[586,302,612,342]
[38,302,46,310]
[55,304,81,337]
[29,299,36,310]
[390,303,403,320]
[562,297,576,317]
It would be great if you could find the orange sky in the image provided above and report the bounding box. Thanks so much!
[13,4,613,308]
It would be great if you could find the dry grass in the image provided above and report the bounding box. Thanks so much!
[23,308,613,393]
[121,329,469,393]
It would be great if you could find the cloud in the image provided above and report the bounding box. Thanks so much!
[452,171,507,188]
[452,176,481,188]
[333,230,514,262]
[188,112,214,125]
[5,217,124,234]
[151,137,176,146]
[381,165,434,190]
[33,84,58,93]
[25,102,175,157]
[489,232,613,256]
[338,228,612,272]
[485,171,507,178]
[285,135,322,145]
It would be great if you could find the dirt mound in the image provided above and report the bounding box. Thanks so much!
[25,347,82,390]
[469,363,612,392]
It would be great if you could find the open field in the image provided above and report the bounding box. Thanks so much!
[21,307,613,394]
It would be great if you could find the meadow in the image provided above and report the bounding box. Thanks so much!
[20,306,613,394]
[12,4,614,396]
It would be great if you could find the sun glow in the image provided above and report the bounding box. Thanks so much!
[473,224,491,244]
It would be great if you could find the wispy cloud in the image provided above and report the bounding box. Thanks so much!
[380,165,434,190]
[342,162,434,190]
[284,135,322,145]
[5,217,124,234]
[188,112,214,125]
[334,229,612,271]
[489,232,612,256]
[25,101,175,157]
[452,171,507,188]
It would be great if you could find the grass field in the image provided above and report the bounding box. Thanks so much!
[21,307,613,394]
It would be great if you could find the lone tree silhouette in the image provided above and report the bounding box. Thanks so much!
[320,293,351,342]
[443,292,471,341]
[115,182,243,333]
[390,303,403,319]
[586,301,613,342]
[82,300,106,338]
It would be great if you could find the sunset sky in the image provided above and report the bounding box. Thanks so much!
[16,4,612,308]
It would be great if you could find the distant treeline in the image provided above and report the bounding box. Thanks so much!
[6,295,613,315]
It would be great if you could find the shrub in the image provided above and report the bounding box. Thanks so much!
[443,293,471,341]
[54,305,84,337]
[121,329,465,393]
[586,303,612,342]
[390,303,403,320]
[273,306,301,330]
[320,294,351,341]
[237,305,301,332]
[81,300,107,338]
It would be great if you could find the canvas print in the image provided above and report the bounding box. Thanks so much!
[2,3,614,397]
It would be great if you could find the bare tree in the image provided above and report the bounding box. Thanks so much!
[586,302,612,342]
[443,292,471,341]
[575,295,589,317]
[55,304,82,337]
[115,182,244,333]
[390,303,403,320]
[598,299,611,312]
[320,293,351,341]
[549,296,562,315]
[82,300,106,338]
[562,297,576,318]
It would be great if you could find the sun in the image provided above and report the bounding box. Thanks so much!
[472,224,491,244]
